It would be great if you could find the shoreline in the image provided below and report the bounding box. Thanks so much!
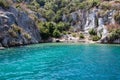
[0,39,120,50]
[0,47,5,50]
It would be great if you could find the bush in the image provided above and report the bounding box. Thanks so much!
[0,0,10,9]
[46,22,56,36]
[36,0,45,6]
[56,22,70,32]
[24,33,31,40]
[44,9,55,21]
[72,33,77,37]
[108,29,120,41]
[63,31,67,35]
[16,0,22,3]
[79,33,84,39]
[114,12,120,24]
[38,24,50,39]
[100,2,112,10]
[8,29,18,38]
[53,29,61,38]
[11,24,22,34]
[92,35,100,41]
[89,28,97,35]
[89,0,100,7]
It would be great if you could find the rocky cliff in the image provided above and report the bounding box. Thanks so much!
[0,0,120,48]
[62,7,120,43]
[0,7,41,47]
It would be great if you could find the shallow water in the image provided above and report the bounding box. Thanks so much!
[0,43,120,80]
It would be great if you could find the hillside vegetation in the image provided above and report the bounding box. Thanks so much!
[0,0,120,47]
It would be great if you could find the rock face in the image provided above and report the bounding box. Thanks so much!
[0,4,119,47]
[0,7,41,47]
[62,8,120,43]
[63,8,114,32]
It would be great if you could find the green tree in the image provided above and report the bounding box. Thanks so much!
[38,22,50,39]
[79,33,84,39]
[45,10,55,21]
[46,22,56,36]
[53,29,61,38]
[89,28,97,35]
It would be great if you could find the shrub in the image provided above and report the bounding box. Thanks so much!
[90,0,100,7]
[100,2,112,10]
[114,12,120,24]
[44,9,55,21]
[16,0,22,3]
[46,22,56,36]
[92,35,100,41]
[8,29,18,38]
[56,22,70,32]
[63,31,67,35]
[108,29,120,41]
[0,0,10,9]
[53,29,61,38]
[36,0,45,6]
[86,0,100,9]
[24,33,32,40]
[38,24,50,39]
[78,2,86,9]
[79,33,84,39]
[72,33,76,37]
[11,24,22,34]
[89,28,97,35]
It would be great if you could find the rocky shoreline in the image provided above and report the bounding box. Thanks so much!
[0,0,120,49]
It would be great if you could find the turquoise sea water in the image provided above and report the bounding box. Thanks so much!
[0,43,120,80]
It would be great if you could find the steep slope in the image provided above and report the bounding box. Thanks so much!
[0,6,41,47]
[0,0,120,48]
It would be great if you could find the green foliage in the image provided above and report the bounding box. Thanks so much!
[0,0,10,9]
[108,29,120,41]
[114,12,120,24]
[79,33,84,39]
[36,0,45,6]
[89,28,97,35]
[87,0,100,8]
[63,31,67,35]
[27,0,40,11]
[45,10,55,21]
[100,2,112,10]
[38,22,50,39]
[53,29,61,38]
[11,24,22,34]
[78,2,86,9]
[56,22,70,32]
[33,0,101,22]
[72,33,76,37]
[24,33,32,40]
[88,28,101,41]
[8,29,18,38]
[46,22,56,36]
[92,35,100,41]
[38,21,70,39]
[16,0,23,3]
[53,13,62,22]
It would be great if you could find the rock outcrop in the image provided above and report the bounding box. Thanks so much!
[0,7,41,47]
[62,7,120,43]
[0,0,120,48]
